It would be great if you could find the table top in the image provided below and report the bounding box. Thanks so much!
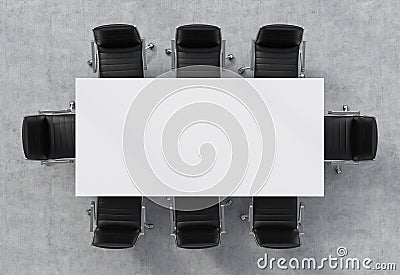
[76,78,324,197]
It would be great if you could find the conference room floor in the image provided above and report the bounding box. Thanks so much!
[1,0,400,274]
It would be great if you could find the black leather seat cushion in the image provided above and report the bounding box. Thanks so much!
[252,197,300,249]
[351,116,378,161]
[47,115,75,159]
[92,197,142,249]
[175,202,220,249]
[175,24,221,69]
[324,116,354,160]
[325,116,378,161]
[253,197,297,229]
[93,24,144,78]
[254,24,304,78]
[22,114,75,160]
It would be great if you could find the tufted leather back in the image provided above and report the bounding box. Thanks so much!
[22,114,75,160]
[93,24,144,78]
[254,24,304,78]
[253,197,297,230]
[175,24,222,69]
[351,116,378,161]
[22,115,49,160]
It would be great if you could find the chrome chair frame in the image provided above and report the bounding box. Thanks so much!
[25,101,76,165]
[238,38,306,78]
[87,27,154,77]
[169,197,232,246]
[324,105,375,174]
[165,36,235,70]
[86,197,153,248]
[240,197,304,246]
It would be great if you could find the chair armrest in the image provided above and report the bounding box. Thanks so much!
[300,41,306,78]
[142,38,155,71]
[41,158,75,165]
[139,203,153,233]
[87,40,97,73]
[298,202,304,235]
[169,206,175,236]
[221,40,235,68]
[328,111,360,115]
[87,201,95,233]
[220,199,233,234]
[141,205,145,233]
[249,202,253,232]
[324,160,360,165]
[169,40,176,69]
[38,101,75,115]
[327,105,360,115]
[164,40,176,69]
[250,39,255,71]
[167,196,175,236]
[238,39,255,75]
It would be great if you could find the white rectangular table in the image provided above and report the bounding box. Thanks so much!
[76,78,324,196]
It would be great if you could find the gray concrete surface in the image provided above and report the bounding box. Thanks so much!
[1,0,400,274]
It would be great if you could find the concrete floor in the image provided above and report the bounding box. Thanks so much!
[1,0,400,274]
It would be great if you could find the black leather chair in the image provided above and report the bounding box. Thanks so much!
[241,197,304,249]
[22,102,75,165]
[87,197,153,249]
[325,105,378,173]
[88,24,154,78]
[170,197,232,249]
[238,24,305,77]
[165,24,234,77]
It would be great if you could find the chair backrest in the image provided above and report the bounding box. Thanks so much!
[22,115,49,160]
[22,114,75,160]
[175,24,222,69]
[351,116,378,161]
[254,24,304,78]
[96,197,142,230]
[93,24,144,78]
[253,197,297,230]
